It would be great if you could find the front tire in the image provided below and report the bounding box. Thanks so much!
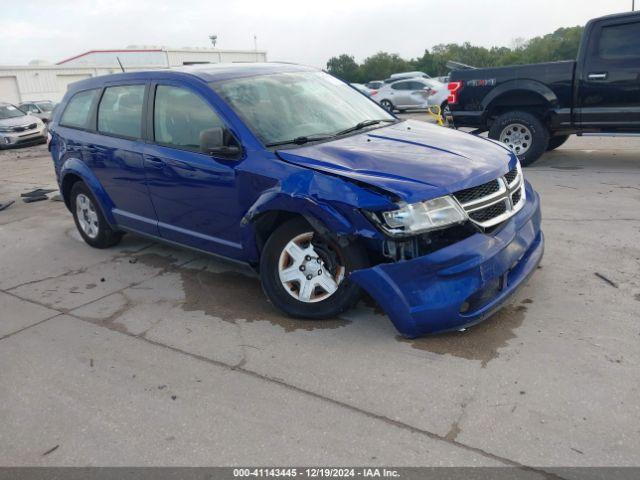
[70,182,123,249]
[259,218,367,319]
[489,111,549,166]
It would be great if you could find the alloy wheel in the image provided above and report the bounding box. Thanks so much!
[278,232,345,303]
[500,123,532,156]
[76,193,99,239]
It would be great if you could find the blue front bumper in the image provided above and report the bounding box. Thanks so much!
[351,181,544,338]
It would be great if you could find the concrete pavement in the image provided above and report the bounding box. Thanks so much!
[0,131,639,470]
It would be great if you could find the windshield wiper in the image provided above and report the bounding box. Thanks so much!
[266,119,395,148]
[266,135,333,147]
[334,119,395,136]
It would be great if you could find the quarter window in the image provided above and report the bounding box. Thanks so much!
[97,85,145,138]
[60,89,99,129]
[598,22,640,60]
[154,85,224,151]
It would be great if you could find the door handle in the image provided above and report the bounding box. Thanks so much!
[588,72,608,80]
[145,156,165,168]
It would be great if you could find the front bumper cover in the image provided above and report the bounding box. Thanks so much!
[1,126,47,146]
[351,181,544,338]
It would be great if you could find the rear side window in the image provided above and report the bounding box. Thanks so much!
[60,89,99,129]
[391,81,411,91]
[98,85,145,138]
[154,85,224,151]
[408,81,426,90]
[598,22,640,59]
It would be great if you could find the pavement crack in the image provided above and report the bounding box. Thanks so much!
[67,311,567,479]
[0,311,64,342]
[6,267,87,292]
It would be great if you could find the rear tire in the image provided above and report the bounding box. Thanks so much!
[489,111,549,166]
[70,181,123,249]
[259,218,367,319]
[547,135,569,151]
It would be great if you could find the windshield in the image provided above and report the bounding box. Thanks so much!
[36,102,54,112]
[0,104,26,120]
[212,71,394,146]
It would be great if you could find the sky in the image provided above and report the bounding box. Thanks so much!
[0,0,634,67]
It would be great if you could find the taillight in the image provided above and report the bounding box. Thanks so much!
[447,81,462,104]
[370,90,378,96]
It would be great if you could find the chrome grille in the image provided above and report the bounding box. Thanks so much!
[454,163,526,229]
[504,167,518,185]
[469,201,508,223]
[453,180,500,204]
[9,123,37,132]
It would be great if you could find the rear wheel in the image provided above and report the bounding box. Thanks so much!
[489,111,549,166]
[380,99,394,112]
[259,218,366,319]
[70,182,123,249]
[547,135,569,151]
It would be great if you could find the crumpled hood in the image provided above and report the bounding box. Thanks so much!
[277,120,517,204]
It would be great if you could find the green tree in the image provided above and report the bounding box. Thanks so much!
[359,52,410,81]
[327,24,585,82]
[326,54,361,82]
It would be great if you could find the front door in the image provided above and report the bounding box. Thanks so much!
[578,17,640,131]
[143,83,244,259]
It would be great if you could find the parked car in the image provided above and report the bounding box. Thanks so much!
[365,80,384,90]
[448,11,640,165]
[375,78,441,112]
[383,71,431,83]
[18,100,56,123]
[0,102,47,149]
[422,78,450,111]
[350,83,372,96]
[48,63,543,338]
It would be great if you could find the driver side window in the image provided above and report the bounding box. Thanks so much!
[154,85,226,152]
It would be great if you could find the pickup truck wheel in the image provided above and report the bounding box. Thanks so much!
[260,218,366,319]
[380,100,394,112]
[70,182,123,249]
[547,135,569,151]
[489,111,549,166]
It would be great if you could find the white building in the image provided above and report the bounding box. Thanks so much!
[0,46,267,104]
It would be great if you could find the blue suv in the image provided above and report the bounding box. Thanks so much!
[48,63,544,338]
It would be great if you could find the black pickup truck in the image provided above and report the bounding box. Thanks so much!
[447,11,640,165]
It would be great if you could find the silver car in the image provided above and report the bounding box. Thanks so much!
[0,102,47,149]
[374,78,435,112]
[18,100,56,123]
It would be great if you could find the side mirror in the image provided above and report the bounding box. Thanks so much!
[200,127,242,159]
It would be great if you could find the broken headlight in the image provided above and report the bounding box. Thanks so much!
[374,196,468,236]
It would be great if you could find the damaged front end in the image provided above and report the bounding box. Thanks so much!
[350,181,544,338]
[252,138,543,338]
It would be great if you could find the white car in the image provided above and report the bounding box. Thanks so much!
[374,78,448,113]
[350,83,372,96]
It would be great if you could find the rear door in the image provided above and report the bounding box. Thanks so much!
[86,82,158,234]
[142,82,243,258]
[389,81,413,107]
[405,80,431,108]
[577,17,640,130]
